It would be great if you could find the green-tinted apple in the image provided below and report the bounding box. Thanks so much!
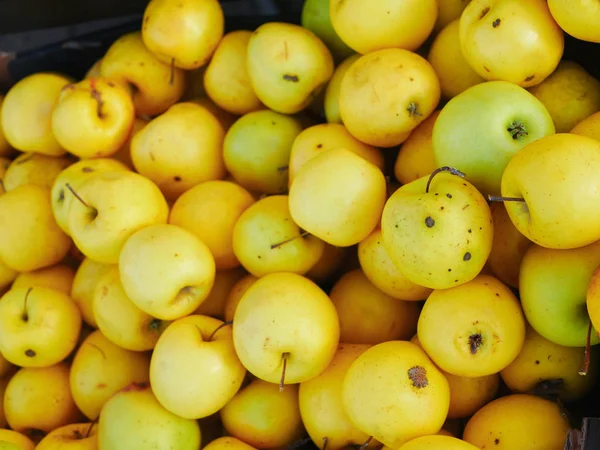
[432,81,554,196]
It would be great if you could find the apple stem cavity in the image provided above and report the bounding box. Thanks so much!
[407,102,422,118]
[208,320,233,341]
[487,195,525,203]
[579,320,593,376]
[359,436,373,450]
[148,318,163,332]
[507,121,528,140]
[21,287,32,322]
[425,166,466,193]
[90,87,104,119]
[65,183,98,220]
[279,352,290,392]
[271,231,310,249]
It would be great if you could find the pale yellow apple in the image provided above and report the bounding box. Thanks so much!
[119,224,216,320]
[0,96,15,157]
[52,77,136,158]
[324,54,360,124]
[35,423,98,450]
[4,363,82,434]
[100,32,186,116]
[70,330,151,420]
[150,315,246,419]
[194,267,247,319]
[111,117,148,169]
[68,170,169,264]
[0,73,71,156]
[0,287,81,367]
[224,274,258,322]
[169,180,255,270]
[93,266,169,351]
[0,430,35,450]
[12,263,75,294]
[0,184,72,272]
[3,152,72,192]
[131,102,226,200]
[70,258,113,328]
[203,437,257,450]
[220,380,304,449]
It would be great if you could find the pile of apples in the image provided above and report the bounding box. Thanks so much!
[0,0,600,448]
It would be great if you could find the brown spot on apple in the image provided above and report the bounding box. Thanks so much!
[283,74,299,82]
[492,18,501,28]
[408,366,428,388]
[97,383,108,389]
[479,7,490,19]
[25,349,36,357]
[524,74,535,82]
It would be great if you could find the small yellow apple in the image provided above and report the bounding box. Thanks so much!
[0,430,35,450]
[194,268,247,319]
[12,263,75,294]
[224,274,258,322]
[70,329,151,420]
[399,435,479,450]
[35,423,98,450]
[323,54,359,124]
[3,152,72,192]
[70,257,113,328]
[0,96,15,157]
[571,111,600,141]
[203,437,257,450]
[0,73,71,156]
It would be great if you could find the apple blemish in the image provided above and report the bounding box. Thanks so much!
[469,333,484,355]
[408,366,428,388]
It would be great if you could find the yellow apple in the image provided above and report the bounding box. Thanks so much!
[299,343,380,450]
[0,377,8,428]
[93,266,169,351]
[220,379,304,449]
[98,382,201,450]
[100,32,186,116]
[35,423,98,450]
[119,223,216,320]
[111,116,148,169]
[0,287,81,367]
[0,184,72,272]
[0,96,15,157]
[194,267,247,319]
[3,152,72,192]
[233,272,339,386]
[52,77,135,158]
[70,329,151,420]
[4,363,82,434]
[12,263,75,294]
[70,257,113,328]
[189,95,238,131]
[398,436,479,450]
[131,102,226,200]
[142,0,224,70]
[0,157,10,194]
[323,54,359,124]
[203,437,257,450]
[150,315,246,419]
[289,147,386,247]
[169,180,255,270]
[224,274,258,322]
[0,430,35,450]
[0,259,18,292]
[0,73,71,156]
[67,170,169,264]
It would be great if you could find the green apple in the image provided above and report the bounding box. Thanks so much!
[98,382,201,450]
[520,240,600,348]
[301,0,354,63]
[380,168,493,290]
[432,81,555,196]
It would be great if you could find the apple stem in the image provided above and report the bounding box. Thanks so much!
[487,195,525,203]
[21,287,32,322]
[208,320,233,341]
[322,437,328,450]
[359,436,373,450]
[90,88,104,118]
[507,121,528,140]
[87,342,107,360]
[407,102,422,118]
[65,183,90,208]
[271,231,310,249]
[425,166,466,193]
[85,419,97,438]
[169,58,175,86]
[579,320,593,376]
[279,352,290,392]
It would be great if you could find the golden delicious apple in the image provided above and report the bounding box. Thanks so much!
[189,95,238,131]
[150,315,246,419]
[194,268,246,319]
[499,133,600,249]
[204,437,257,450]
[12,263,75,294]
[70,330,150,420]
[381,170,493,289]
[0,73,71,156]
[399,436,479,450]
[289,147,386,247]
[67,170,169,264]
[358,228,432,301]
[131,102,227,200]
[299,344,380,450]
[142,0,224,70]
[224,274,258,322]
[246,22,334,115]
[3,152,72,192]
[71,257,113,328]
[288,123,384,187]
[0,96,14,157]
[220,379,304,449]
[572,111,600,141]
[342,340,450,448]
[100,32,186,116]
[0,430,35,450]
[233,272,339,386]
[418,274,526,377]
[204,30,263,115]
[232,195,325,277]
[52,77,135,158]
[119,223,216,320]
[339,49,440,147]
[93,266,169,351]
[98,382,201,450]
[169,180,255,270]
[4,363,82,434]
[0,287,81,367]
[35,423,97,450]
[330,269,420,345]
[0,184,71,272]
[462,394,570,449]
[323,54,359,124]
[51,158,130,235]
[223,109,302,195]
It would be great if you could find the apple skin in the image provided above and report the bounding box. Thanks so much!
[0,430,35,450]
[34,423,98,450]
[149,315,246,419]
[520,240,600,348]
[432,81,555,196]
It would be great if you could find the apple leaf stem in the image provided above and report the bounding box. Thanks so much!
[279,352,290,392]
[425,166,466,193]
[579,320,593,376]
[208,320,233,341]
[21,287,32,322]
[487,195,525,203]
[271,231,310,249]
[359,436,373,450]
